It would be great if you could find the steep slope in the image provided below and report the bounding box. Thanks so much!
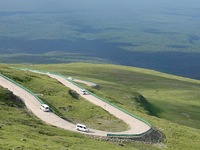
[1,86,140,150]
[0,63,200,149]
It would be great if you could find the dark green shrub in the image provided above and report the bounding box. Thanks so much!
[68,89,79,100]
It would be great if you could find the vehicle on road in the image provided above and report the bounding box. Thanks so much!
[76,124,89,132]
[80,89,88,95]
[40,104,50,112]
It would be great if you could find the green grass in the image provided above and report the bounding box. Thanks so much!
[0,65,129,132]
[17,63,200,128]
[1,63,200,149]
[11,63,200,129]
[0,87,143,150]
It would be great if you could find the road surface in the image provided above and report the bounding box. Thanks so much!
[0,71,151,136]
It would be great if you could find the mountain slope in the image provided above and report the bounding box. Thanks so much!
[0,63,200,149]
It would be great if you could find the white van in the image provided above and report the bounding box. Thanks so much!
[76,124,89,132]
[40,104,50,112]
[80,89,87,95]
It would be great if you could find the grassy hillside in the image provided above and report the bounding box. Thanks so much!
[0,66,129,132]
[0,63,200,149]
[1,86,155,150]
[20,63,200,129]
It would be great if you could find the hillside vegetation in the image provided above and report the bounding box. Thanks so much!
[0,86,142,150]
[0,66,129,132]
[0,63,200,149]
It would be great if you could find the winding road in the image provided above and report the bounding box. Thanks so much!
[0,70,151,136]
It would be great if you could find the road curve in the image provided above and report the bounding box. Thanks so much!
[0,71,151,136]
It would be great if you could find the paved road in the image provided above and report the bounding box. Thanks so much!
[72,78,96,87]
[0,71,151,136]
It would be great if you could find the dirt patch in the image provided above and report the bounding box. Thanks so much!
[182,113,190,118]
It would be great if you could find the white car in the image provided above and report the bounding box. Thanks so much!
[76,124,89,132]
[80,89,87,95]
[40,104,50,112]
